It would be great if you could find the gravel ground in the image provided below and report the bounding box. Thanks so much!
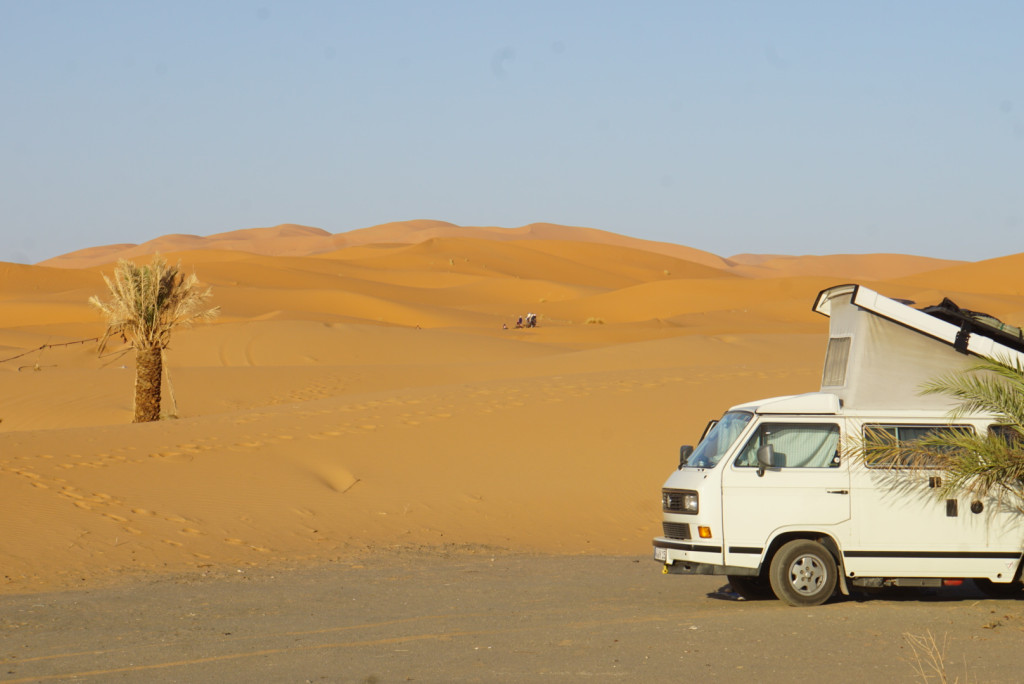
[2,552,1023,683]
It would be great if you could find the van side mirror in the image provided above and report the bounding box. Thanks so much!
[676,445,693,469]
[756,445,776,476]
[678,445,694,469]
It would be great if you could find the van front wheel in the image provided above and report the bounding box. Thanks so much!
[769,539,837,607]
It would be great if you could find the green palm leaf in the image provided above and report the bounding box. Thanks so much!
[863,354,1024,513]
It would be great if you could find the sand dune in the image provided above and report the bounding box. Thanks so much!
[728,252,962,281]
[0,262,100,296]
[895,252,1024,295]
[39,220,733,271]
[2,223,1020,594]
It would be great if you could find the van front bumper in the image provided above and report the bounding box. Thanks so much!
[652,537,757,577]
[653,536,722,558]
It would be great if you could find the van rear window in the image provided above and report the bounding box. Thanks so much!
[989,424,1023,443]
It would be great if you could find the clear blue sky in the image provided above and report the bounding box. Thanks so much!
[2,1,1021,264]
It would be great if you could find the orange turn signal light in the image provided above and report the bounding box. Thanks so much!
[698,526,712,539]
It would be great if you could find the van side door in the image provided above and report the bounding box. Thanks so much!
[845,422,1022,580]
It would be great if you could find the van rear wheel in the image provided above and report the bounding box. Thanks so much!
[769,539,837,607]
[726,575,775,601]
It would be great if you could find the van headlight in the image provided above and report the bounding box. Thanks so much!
[662,489,698,514]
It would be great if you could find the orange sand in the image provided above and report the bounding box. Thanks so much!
[1,222,1018,593]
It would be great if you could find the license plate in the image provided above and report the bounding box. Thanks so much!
[654,547,667,562]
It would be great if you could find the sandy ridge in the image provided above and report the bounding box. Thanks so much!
[2,223,1021,593]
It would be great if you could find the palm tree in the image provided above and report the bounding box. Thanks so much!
[90,256,219,422]
[862,355,1024,513]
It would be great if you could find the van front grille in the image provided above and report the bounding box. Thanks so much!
[662,522,691,540]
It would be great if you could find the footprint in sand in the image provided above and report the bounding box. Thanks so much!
[162,539,183,547]
[224,538,245,545]
[180,528,203,536]
[104,513,129,523]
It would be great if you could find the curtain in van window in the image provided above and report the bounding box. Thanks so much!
[737,423,841,468]
[767,424,840,467]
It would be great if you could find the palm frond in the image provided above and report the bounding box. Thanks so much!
[858,356,1024,514]
[861,430,1024,509]
[90,256,219,352]
[920,355,1024,426]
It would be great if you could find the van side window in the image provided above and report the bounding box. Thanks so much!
[989,424,1023,444]
[862,424,974,468]
[735,423,841,468]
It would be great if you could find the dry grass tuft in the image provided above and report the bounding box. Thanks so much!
[903,631,973,684]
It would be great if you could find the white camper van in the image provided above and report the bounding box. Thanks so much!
[653,284,1024,606]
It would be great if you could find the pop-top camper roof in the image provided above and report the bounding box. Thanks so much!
[811,284,1024,410]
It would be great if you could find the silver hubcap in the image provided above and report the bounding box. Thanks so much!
[789,554,827,595]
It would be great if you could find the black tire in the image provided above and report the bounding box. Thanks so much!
[769,539,838,607]
[726,574,775,601]
[975,578,1024,598]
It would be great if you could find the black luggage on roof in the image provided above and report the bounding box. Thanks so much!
[919,298,1024,354]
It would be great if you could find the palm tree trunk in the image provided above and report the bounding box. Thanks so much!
[134,346,162,422]
[162,349,178,418]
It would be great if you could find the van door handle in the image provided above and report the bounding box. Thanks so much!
[826,490,849,495]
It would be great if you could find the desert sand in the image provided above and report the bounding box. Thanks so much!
[2,221,1021,594]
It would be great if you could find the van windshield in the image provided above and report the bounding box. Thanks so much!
[685,411,753,468]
